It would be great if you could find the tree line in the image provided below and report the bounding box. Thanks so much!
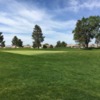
[0,25,67,48]
[0,25,45,48]
[0,16,100,49]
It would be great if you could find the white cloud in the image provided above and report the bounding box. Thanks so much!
[68,0,79,12]
[0,0,77,45]
[55,0,100,13]
[19,9,48,22]
[81,0,100,10]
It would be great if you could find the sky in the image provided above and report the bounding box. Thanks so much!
[0,0,100,46]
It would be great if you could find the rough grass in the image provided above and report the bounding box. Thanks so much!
[0,48,100,100]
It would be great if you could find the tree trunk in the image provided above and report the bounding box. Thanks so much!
[37,45,39,49]
[97,43,98,48]
[85,43,89,48]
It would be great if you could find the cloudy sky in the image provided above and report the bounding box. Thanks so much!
[0,0,100,45]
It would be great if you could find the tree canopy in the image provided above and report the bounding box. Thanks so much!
[73,16,100,48]
[12,36,23,47]
[56,41,67,47]
[32,25,44,49]
[0,32,5,47]
[95,33,100,47]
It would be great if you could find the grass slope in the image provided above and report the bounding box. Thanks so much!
[0,49,100,100]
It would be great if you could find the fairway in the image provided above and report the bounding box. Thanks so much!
[0,49,100,100]
[3,50,66,55]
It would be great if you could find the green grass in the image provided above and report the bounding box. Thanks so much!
[3,50,66,55]
[0,48,100,100]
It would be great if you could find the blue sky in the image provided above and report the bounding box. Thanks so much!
[0,0,100,45]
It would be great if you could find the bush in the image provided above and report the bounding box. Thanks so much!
[43,45,47,48]
[49,45,53,48]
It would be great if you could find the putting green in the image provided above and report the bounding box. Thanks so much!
[3,50,66,55]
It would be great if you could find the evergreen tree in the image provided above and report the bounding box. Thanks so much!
[12,36,18,47]
[12,36,23,47]
[56,41,61,47]
[32,25,44,49]
[1,41,5,47]
[61,41,67,47]
[56,41,67,47]
[0,32,5,47]
[18,39,23,47]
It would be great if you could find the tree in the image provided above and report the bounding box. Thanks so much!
[43,44,47,49]
[12,36,23,47]
[32,25,44,49]
[33,41,37,48]
[95,34,100,47]
[12,36,18,47]
[49,45,53,48]
[73,16,100,48]
[18,39,23,47]
[56,41,61,47]
[43,43,50,49]
[56,41,67,47]
[1,41,5,47]
[61,41,67,47]
[0,32,5,47]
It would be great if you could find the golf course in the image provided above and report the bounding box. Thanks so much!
[0,48,100,100]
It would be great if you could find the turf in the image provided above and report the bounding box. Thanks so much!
[0,49,100,100]
[3,50,66,55]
